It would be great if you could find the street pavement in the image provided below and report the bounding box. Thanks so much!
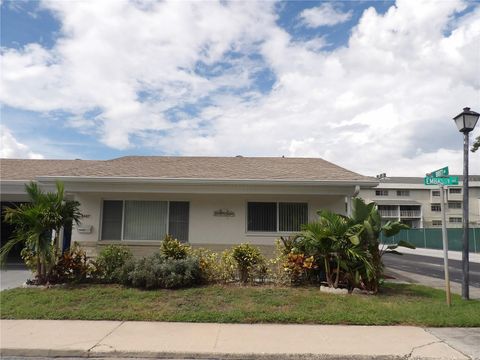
[0,320,475,359]
[383,252,480,288]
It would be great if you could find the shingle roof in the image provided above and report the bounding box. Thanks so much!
[0,159,101,181]
[0,156,375,183]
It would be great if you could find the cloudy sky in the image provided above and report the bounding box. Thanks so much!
[1,0,479,176]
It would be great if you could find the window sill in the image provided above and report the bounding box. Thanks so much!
[245,232,298,237]
[98,240,165,246]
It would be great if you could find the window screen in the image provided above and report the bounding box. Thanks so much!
[247,202,277,232]
[101,200,123,240]
[123,201,168,240]
[279,203,308,231]
[169,201,189,243]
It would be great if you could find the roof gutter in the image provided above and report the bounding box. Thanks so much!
[35,176,379,188]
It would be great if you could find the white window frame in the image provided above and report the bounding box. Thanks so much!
[449,217,462,223]
[396,190,410,197]
[431,204,441,212]
[448,202,462,209]
[100,199,189,241]
[449,188,462,194]
[375,190,389,197]
[432,220,442,227]
[245,201,309,234]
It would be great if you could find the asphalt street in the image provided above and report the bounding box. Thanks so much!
[383,252,480,288]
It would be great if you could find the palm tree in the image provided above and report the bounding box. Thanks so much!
[299,211,373,290]
[0,181,82,284]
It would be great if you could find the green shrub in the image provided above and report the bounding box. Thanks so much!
[231,243,265,284]
[95,245,133,283]
[122,253,201,289]
[188,247,220,284]
[160,234,190,260]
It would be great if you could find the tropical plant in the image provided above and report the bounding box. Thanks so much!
[160,234,190,260]
[231,243,265,284]
[51,242,93,283]
[188,247,220,284]
[217,249,238,283]
[0,181,82,284]
[350,197,413,293]
[297,211,372,290]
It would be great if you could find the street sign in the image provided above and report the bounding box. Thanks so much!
[424,176,459,185]
[427,166,449,177]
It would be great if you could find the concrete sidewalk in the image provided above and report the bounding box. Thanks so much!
[386,247,480,263]
[0,320,476,359]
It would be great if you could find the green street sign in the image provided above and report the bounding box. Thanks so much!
[427,166,449,177]
[424,176,459,186]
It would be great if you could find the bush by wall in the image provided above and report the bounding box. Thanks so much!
[121,253,201,289]
[95,245,133,283]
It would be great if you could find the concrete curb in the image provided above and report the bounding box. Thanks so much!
[0,348,437,359]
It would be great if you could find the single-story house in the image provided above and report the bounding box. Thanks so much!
[0,156,378,257]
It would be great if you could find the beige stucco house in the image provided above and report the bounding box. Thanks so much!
[0,156,377,257]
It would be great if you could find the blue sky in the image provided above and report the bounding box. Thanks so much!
[1,0,479,175]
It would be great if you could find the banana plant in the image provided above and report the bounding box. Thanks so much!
[350,197,414,292]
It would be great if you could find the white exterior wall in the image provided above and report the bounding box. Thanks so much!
[72,191,345,253]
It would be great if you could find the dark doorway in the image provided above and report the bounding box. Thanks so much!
[1,202,27,264]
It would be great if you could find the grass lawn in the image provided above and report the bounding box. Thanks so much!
[1,283,479,327]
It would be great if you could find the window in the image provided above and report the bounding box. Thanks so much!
[431,204,441,212]
[247,202,308,232]
[169,202,190,242]
[396,190,410,197]
[279,203,308,231]
[448,202,462,209]
[432,190,440,197]
[247,202,277,232]
[449,217,462,223]
[432,220,442,226]
[101,200,189,242]
[375,190,389,196]
[449,188,462,194]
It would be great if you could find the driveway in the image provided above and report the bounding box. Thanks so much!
[0,265,31,291]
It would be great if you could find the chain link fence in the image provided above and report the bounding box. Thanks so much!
[380,228,480,253]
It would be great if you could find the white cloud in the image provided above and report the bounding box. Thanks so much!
[1,0,479,176]
[0,125,44,159]
[299,3,353,28]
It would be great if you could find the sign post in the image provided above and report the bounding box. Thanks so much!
[425,167,452,306]
[439,183,452,306]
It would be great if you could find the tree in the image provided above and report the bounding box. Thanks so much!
[472,135,480,153]
[0,181,82,284]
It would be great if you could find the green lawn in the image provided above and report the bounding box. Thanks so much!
[1,283,479,326]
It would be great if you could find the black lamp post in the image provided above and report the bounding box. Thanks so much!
[452,107,479,300]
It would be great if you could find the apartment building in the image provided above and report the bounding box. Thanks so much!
[359,176,480,229]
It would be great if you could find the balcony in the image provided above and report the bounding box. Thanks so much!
[378,209,399,217]
[400,210,421,218]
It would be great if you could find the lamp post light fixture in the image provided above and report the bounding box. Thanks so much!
[452,107,480,300]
